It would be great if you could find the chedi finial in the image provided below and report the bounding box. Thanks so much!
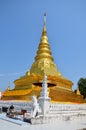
[42,12,47,36]
[44,11,46,23]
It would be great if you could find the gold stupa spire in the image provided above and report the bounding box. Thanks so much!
[30,13,61,77]
[42,12,47,36]
[6,82,10,91]
[76,86,81,95]
[35,12,53,61]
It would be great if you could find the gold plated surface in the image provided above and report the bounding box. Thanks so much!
[2,14,86,103]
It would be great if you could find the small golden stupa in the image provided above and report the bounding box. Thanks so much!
[2,13,85,103]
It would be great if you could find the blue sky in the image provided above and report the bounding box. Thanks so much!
[0,0,86,91]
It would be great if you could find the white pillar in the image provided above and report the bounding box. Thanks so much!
[38,75,51,116]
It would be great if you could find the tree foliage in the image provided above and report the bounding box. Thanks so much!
[74,89,77,93]
[77,78,86,99]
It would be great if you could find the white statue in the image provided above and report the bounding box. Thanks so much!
[31,96,41,118]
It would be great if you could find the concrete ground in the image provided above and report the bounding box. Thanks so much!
[0,113,86,130]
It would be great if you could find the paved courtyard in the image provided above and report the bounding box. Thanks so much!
[0,114,86,130]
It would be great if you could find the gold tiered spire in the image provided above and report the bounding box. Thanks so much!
[30,13,61,77]
[35,12,53,61]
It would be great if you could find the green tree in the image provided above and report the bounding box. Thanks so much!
[74,89,77,93]
[77,78,86,99]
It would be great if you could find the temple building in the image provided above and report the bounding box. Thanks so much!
[1,14,86,103]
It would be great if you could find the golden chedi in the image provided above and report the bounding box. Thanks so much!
[2,14,85,103]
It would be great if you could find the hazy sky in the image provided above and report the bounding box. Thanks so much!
[0,0,86,91]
